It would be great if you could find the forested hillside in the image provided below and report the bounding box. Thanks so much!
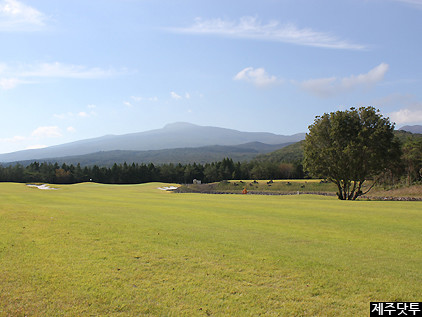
[254,141,304,163]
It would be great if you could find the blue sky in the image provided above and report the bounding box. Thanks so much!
[0,0,421,153]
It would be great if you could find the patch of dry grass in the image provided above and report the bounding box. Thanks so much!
[369,184,422,198]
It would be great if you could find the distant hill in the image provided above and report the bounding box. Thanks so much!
[8,142,293,167]
[254,129,422,165]
[0,122,305,163]
[399,125,422,134]
[254,141,304,163]
[394,129,422,143]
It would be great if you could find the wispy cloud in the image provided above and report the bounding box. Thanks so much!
[31,126,62,138]
[0,0,47,32]
[390,0,422,9]
[0,62,119,90]
[131,96,159,102]
[54,106,97,120]
[18,62,116,79]
[78,111,89,117]
[234,67,281,87]
[169,91,194,100]
[0,77,23,89]
[54,112,72,119]
[0,135,26,143]
[170,16,366,50]
[0,124,76,152]
[299,63,389,98]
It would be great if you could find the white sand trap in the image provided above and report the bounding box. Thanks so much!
[157,186,178,191]
[27,184,58,190]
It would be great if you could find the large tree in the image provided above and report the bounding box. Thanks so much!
[402,137,422,185]
[303,106,401,200]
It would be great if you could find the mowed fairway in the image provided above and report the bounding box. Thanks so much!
[0,183,421,316]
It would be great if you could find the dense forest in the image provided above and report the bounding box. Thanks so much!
[0,131,420,185]
[0,159,303,184]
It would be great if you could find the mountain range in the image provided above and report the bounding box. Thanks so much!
[399,125,422,134]
[0,122,306,164]
[9,142,295,167]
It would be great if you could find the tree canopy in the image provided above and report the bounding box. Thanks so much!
[303,106,401,200]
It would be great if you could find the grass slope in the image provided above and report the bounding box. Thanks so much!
[0,183,421,316]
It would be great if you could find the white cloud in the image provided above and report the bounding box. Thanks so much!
[170,91,182,100]
[123,101,133,107]
[26,144,47,150]
[171,16,366,50]
[0,0,46,32]
[67,126,76,133]
[389,107,422,124]
[341,63,389,88]
[78,111,89,117]
[31,126,62,138]
[234,67,280,87]
[87,104,96,109]
[300,63,389,98]
[185,93,191,99]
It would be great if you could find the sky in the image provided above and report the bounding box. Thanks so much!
[0,0,421,154]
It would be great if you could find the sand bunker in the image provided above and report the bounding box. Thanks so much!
[26,184,58,190]
[157,186,178,191]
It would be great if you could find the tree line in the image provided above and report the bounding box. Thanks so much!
[0,158,304,184]
[0,106,420,191]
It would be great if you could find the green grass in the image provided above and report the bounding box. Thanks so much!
[0,182,421,316]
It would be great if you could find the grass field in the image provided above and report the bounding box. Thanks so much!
[0,182,421,316]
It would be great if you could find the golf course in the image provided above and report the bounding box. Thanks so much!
[0,182,421,316]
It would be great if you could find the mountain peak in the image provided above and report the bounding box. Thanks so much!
[163,122,198,130]
[0,123,306,162]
